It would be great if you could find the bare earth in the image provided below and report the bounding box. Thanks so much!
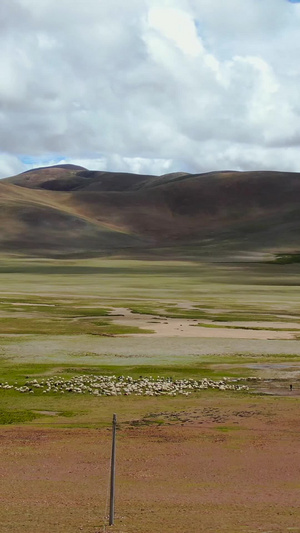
[1,394,300,533]
[111,308,297,340]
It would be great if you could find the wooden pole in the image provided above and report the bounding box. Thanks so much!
[109,413,117,526]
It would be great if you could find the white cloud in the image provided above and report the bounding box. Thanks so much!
[0,0,300,178]
[147,7,203,57]
[0,154,26,178]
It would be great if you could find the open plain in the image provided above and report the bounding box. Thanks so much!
[1,256,300,532]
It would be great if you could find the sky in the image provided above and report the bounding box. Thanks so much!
[1,0,300,178]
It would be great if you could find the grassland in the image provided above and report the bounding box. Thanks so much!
[1,256,300,532]
[0,255,299,426]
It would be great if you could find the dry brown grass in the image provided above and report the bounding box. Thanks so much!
[1,393,300,532]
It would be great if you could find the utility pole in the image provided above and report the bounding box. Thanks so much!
[109,413,117,526]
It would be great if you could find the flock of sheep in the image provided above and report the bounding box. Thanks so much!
[0,375,249,396]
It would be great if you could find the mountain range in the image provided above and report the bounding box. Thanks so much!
[1,164,300,259]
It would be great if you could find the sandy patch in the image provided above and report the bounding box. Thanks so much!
[200,319,300,329]
[109,307,296,340]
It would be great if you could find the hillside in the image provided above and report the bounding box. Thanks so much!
[2,165,300,259]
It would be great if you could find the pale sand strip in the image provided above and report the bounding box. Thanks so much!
[110,308,296,340]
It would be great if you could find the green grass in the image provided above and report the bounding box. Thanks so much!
[0,385,247,429]
[0,316,152,335]
[0,256,300,427]
[0,359,294,428]
[0,360,252,428]
[0,362,242,383]
[15,305,111,317]
[0,409,41,425]
[215,425,240,432]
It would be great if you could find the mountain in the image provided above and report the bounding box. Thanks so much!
[1,164,300,259]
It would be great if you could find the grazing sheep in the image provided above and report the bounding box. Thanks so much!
[0,374,249,396]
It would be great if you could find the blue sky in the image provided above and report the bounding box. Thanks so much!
[20,155,64,167]
[1,0,300,178]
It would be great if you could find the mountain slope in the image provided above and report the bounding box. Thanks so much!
[2,166,300,258]
[0,177,146,257]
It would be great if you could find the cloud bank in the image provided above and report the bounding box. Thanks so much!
[1,0,300,177]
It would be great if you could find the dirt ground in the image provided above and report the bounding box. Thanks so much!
[110,308,297,340]
[1,394,300,533]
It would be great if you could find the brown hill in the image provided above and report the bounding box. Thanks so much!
[2,166,300,258]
